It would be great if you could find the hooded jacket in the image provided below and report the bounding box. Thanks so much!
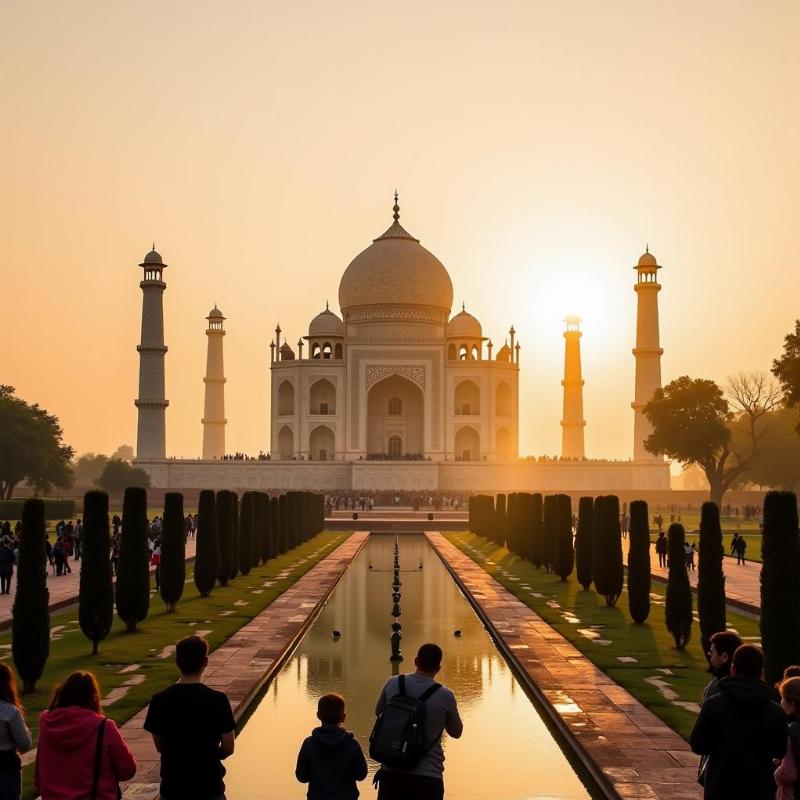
[295,725,368,800]
[35,707,136,800]
[690,675,787,799]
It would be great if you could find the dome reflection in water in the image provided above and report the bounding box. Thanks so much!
[226,535,596,800]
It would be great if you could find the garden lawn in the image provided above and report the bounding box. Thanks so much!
[8,531,349,800]
[650,512,761,533]
[446,532,762,741]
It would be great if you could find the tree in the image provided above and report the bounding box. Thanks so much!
[96,459,150,495]
[79,491,114,654]
[72,453,109,486]
[554,494,574,581]
[627,500,651,623]
[760,491,800,685]
[542,495,556,572]
[697,502,726,657]
[772,320,800,433]
[216,490,234,586]
[238,492,254,575]
[259,492,271,563]
[279,493,289,554]
[160,492,186,612]
[574,496,593,591]
[116,487,150,632]
[644,373,781,506]
[665,523,693,650]
[529,493,543,568]
[195,490,220,597]
[494,494,507,548]
[0,386,74,499]
[111,444,135,462]
[229,491,240,582]
[12,499,50,691]
[594,495,623,607]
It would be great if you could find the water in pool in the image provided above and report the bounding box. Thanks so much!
[226,534,596,799]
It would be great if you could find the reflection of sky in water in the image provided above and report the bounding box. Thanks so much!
[226,536,595,800]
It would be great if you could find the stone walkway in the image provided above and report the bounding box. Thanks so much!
[427,532,703,800]
[120,532,367,800]
[621,538,760,613]
[0,539,198,630]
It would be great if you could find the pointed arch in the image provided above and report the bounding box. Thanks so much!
[278,380,294,416]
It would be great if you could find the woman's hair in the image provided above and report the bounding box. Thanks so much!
[49,671,102,713]
[779,677,800,709]
[0,663,23,712]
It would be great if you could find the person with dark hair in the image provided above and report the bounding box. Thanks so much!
[144,635,235,800]
[702,631,744,703]
[690,645,787,799]
[774,676,800,799]
[373,643,463,800]
[34,671,136,800]
[295,693,368,799]
[0,664,32,800]
[655,531,667,568]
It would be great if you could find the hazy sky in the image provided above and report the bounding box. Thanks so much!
[2,0,797,461]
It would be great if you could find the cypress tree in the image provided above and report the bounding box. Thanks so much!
[594,495,623,607]
[665,523,693,649]
[270,496,280,558]
[518,493,532,560]
[229,491,240,582]
[575,496,594,591]
[495,494,507,547]
[12,498,50,692]
[554,494,574,581]
[194,489,220,596]
[530,493,543,568]
[697,501,726,656]
[506,494,518,553]
[216,490,235,587]
[116,487,150,632]
[760,491,800,685]
[79,491,113,654]
[591,495,606,596]
[279,494,289,553]
[259,493,271,563]
[542,495,557,573]
[160,492,185,612]
[627,500,651,624]
[238,492,254,575]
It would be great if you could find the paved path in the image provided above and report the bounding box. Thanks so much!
[120,532,367,800]
[0,538,198,629]
[621,538,761,613]
[428,532,703,800]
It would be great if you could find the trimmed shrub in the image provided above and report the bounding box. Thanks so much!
[260,493,271,563]
[194,489,220,597]
[216,490,235,586]
[542,495,557,573]
[12,498,50,691]
[279,494,290,552]
[529,493,543,568]
[554,494,574,581]
[760,491,800,685]
[229,491,240,582]
[160,492,186,611]
[79,491,113,654]
[0,498,75,521]
[238,492,254,576]
[574,496,594,591]
[494,494,507,547]
[270,496,280,558]
[697,501,726,657]
[116,487,150,632]
[517,493,532,560]
[666,523,693,649]
[594,495,624,607]
[627,500,651,624]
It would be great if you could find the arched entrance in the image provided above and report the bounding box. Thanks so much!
[278,380,294,416]
[278,425,294,460]
[366,374,424,458]
[454,426,480,461]
[309,425,335,461]
[454,379,480,415]
[309,379,336,415]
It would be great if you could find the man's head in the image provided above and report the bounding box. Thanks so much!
[708,631,743,675]
[414,643,443,676]
[731,644,764,680]
[175,635,209,676]
[317,693,346,726]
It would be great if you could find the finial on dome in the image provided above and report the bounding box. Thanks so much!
[461,302,465,312]
[393,190,399,223]
[646,243,649,254]
[325,300,329,311]
[152,242,156,252]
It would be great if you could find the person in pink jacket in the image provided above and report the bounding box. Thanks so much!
[34,672,136,800]
[775,676,800,800]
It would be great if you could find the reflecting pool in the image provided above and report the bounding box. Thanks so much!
[226,535,597,799]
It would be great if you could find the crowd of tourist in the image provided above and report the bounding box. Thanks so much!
[325,491,468,512]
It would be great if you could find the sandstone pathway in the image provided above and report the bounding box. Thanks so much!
[427,532,703,800]
[120,532,367,800]
[0,538,198,629]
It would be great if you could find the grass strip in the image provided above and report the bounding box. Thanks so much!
[445,532,761,741]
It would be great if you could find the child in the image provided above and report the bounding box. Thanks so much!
[775,676,800,799]
[296,693,368,800]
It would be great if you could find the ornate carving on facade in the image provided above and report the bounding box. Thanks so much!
[344,304,447,325]
[365,365,426,391]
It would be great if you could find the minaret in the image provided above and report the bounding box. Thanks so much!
[202,306,227,459]
[561,316,586,459]
[135,246,168,459]
[632,247,663,460]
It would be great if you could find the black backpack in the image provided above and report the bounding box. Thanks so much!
[369,675,441,769]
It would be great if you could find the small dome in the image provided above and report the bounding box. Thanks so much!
[142,246,164,266]
[208,305,224,319]
[279,342,295,360]
[637,249,658,267]
[447,307,482,339]
[496,343,512,362]
[308,306,344,338]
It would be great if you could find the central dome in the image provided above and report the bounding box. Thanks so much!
[338,200,453,314]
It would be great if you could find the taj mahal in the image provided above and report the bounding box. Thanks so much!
[134,196,670,493]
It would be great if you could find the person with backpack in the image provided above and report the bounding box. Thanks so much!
[52,537,65,576]
[295,693,368,799]
[370,643,463,800]
[735,535,748,565]
[775,676,800,799]
[655,531,668,569]
[0,538,16,594]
